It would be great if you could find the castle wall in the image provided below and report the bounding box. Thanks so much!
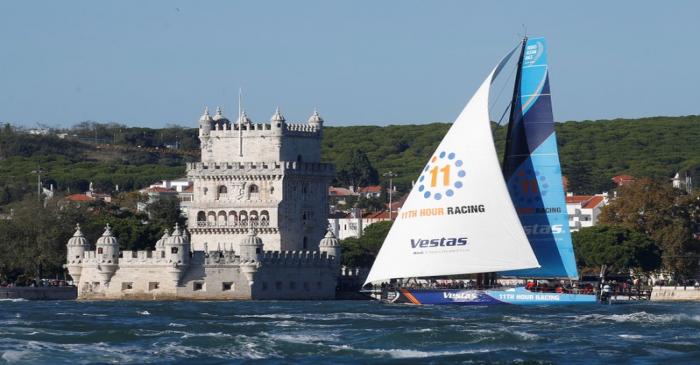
[74,250,339,300]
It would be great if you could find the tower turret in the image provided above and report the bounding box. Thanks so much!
[165,223,190,264]
[199,107,212,136]
[155,228,170,259]
[65,223,90,284]
[239,226,263,286]
[164,223,190,284]
[239,227,264,262]
[212,106,231,131]
[95,224,119,284]
[307,109,324,129]
[319,228,341,264]
[271,107,285,131]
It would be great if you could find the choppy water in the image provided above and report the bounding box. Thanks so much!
[1,299,699,364]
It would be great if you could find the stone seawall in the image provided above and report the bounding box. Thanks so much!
[651,286,700,301]
[0,287,77,300]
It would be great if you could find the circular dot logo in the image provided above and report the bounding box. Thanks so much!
[417,151,466,201]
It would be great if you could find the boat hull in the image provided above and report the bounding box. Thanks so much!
[386,287,597,305]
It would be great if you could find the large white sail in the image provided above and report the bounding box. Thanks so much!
[364,54,540,285]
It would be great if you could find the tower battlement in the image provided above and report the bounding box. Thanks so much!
[198,107,325,164]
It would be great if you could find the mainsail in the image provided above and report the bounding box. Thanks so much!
[364,49,540,285]
[501,38,579,279]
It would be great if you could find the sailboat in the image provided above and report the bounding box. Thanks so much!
[363,37,597,305]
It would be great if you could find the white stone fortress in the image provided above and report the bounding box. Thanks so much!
[65,108,341,300]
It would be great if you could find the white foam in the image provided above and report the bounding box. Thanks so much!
[572,311,700,324]
[168,322,186,327]
[0,299,27,302]
[336,345,495,359]
[137,310,150,315]
[1,350,29,363]
[619,334,644,339]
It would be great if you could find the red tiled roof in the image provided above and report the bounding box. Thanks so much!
[65,194,95,202]
[388,193,408,210]
[566,195,606,209]
[359,185,382,193]
[363,211,392,219]
[328,187,355,196]
[582,196,605,209]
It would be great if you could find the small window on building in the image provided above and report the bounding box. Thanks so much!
[275,281,283,290]
[97,248,103,254]
[149,282,160,291]
[193,282,204,291]
[121,282,133,291]
[262,282,268,291]
[222,282,233,291]
[171,247,179,254]
[290,281,297,290]
[161,251,165,258]
[93,282,100,288]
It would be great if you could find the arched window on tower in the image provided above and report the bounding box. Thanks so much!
[217,211,227,226]
[239,210,248,223]
[260,210,269,225]
[228,211,238,224]
[207,211,216,225]
[249,210,259,224]
[248,184,259,200]
[217,185,228,200]
[197,211,206,223]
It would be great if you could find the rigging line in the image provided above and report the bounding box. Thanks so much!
[496,104,511,126]
[488,59,518,112]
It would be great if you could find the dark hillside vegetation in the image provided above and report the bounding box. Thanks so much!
[1,115,699,208]
[323,115,700,194]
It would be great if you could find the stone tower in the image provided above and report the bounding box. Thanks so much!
[187,107,334,253]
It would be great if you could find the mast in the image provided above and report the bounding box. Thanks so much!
[502,36,527,170]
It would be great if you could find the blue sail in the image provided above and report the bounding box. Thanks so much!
[501,38,579,279]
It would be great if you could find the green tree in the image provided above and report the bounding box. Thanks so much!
[146,195,186,232]
[600,178,700,277]
[335,149,379,187]
[572,225,661,273]
[341,220,392,267]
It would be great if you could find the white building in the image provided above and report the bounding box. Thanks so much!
[65,107,342,300]
[565,193,608,232]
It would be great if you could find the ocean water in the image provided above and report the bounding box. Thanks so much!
[0,299,699,364]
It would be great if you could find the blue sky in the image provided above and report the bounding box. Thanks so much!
[1,1,698,128]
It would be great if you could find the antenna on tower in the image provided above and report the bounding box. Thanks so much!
[238,87,244,157]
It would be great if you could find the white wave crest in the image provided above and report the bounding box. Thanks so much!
[1,350,29,363]
[573,311,700,324]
